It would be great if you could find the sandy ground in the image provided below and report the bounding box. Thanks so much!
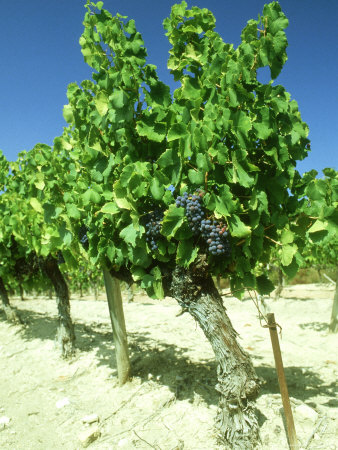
[0,284,337,450]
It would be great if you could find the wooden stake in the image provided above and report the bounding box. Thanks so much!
[103,267,130,385]
[267,313,299,450]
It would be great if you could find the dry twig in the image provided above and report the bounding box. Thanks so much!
[305,416,327,449]
[133,430,161,449]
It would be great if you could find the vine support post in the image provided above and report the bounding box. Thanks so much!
[267,313,298,449]
[102,267,130,385]
[328,273,338,333]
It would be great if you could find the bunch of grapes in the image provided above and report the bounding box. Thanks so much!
[145,210,164,251]
[175,190,231,257]
[57,251,65,265]
[200,220,231,256]
[175,191,205,234]
[78,225,89,250]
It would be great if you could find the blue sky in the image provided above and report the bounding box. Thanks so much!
[1,0,337,176]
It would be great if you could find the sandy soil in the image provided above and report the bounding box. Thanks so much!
[0,284,337,450]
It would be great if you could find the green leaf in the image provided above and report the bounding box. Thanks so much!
[150,177,165,200]
[146,81,171,108]
[130,246,152,267]
[228,215,251,238]
[63,105,74,124]
[82,189,101,205]
[161,204,185,238]
[176,239,198,267]
[308,220,327,234]
[136,115,166,142]
[322,168,336,178]
[113,195,133,210]
[66,203,81,220]
[196,153,212,172]
[281,229,294,244]
[30,198,43,214]
[231,110,252,147]
[100,202,119,214]
[171,1,187,17]
[179,77,201,100]
[124,19,137,34]
[43,203,62,222]
[34,174,45,190]
[253,107,273,139]
[167,123,188,141]
[214,197,231,217]
[233,156,254,187]
[110,90,128,109]
[120,223,138,246]
[281,244,297,266]
[256,275,275,295]
[282,256,299,278]
[95,92,109,116]
[61,228,72,247]
[188,169,204,185]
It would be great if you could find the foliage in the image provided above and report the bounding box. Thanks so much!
[2,2,335,301]
[54,0,312,297]
[297,169,338,271]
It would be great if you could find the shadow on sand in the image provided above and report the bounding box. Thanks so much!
[1,306,336,414]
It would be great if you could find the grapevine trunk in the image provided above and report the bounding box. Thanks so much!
[41,257,75,357]
[0,276,21,323]
[168,261,261,449]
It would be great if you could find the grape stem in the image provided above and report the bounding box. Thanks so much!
[186,163,199,172]
[264,235,282,246]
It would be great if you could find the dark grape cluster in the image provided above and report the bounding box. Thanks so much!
[78,225,89,250]
[57,251,65,265]
[200,220,231,256]
[175,191,205,234]
[145,210,164,251]
[176,190,231,257]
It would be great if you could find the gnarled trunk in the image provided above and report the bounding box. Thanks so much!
[168,263,260,449]
[41,257,75,357]
[0,276,21,323]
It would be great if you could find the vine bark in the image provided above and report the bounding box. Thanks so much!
[164,258,261,449]
[41,257,75,357]
[0,276,21,323]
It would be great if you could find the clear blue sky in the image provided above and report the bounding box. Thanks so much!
[1,0,337,176]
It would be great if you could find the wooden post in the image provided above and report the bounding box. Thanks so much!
[267,313,298,450]
[102,267,130,385]
[329,274,338,332]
